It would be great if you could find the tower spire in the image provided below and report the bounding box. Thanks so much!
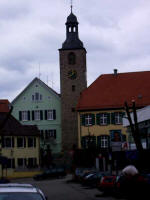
[61,2,84,50]
[71,0,73,13]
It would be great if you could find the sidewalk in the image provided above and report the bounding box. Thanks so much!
[8,170,41,179]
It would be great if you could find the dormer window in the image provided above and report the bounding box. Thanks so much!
[32,92,42,101]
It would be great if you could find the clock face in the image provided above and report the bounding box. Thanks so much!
[68,70,77,80]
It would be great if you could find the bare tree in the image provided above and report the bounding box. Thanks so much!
[124,101,143,152]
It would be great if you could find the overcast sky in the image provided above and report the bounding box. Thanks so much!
[0,0,150,101]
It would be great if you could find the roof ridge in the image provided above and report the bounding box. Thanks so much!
[11,77,60,104]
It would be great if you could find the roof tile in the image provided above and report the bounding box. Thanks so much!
[77,71,150,111]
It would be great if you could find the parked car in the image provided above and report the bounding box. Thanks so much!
[0,177,10,184]
[0,183,47,200]
[33,167,66,181]
[98,175,116,193]
[114,173,150,198]
[82,171,111,188]
[74,168,95,182]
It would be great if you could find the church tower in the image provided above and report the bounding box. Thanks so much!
[59,8,87,150]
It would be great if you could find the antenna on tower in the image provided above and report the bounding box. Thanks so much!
[38,62,41,79]
[51,72,54,89]
[46,75,49,86]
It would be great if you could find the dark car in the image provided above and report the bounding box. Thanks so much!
[74,168,95,182]
[82,171,111,188]
[98,175,116,193]
[0,183,47,200]
[0,177,10,184]
[114,173,150,198]
[33,167,66,181]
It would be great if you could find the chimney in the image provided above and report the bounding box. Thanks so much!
[114,69,118,76]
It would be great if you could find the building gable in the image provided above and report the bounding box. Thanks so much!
[11,77,60,105]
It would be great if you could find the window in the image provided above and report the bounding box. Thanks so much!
[34,110,40,121]
[100,113,108,125]
[85,114,92,126]
[68,52,76,65]
[115,112,122,124]
[19,111,30,121]
[72,85,75,91]
[45,110,56,120]
[72,108,75,112]
[22,111,28,121]
[110,130,122,142]
[17,158,26,168]
[45,130,56,139]
[111,112,124,125]
[81,114,95,126]
[32,110,43,121]
[2,137,14,148]
[32,92,42,101]
[47,110,53,120]
[28,158,37,168]
[28,137,36,148]
[17,137,26,148]
[99,135,109,148]
[81,136,96,149]
[4,137,12,148]
[7,159,15,168]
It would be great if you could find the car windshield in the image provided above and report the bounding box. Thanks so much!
[0,192,44,200]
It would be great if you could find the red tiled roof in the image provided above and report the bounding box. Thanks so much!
[0,113,40,136]
[77,71,150,111]
[0,100,10,112]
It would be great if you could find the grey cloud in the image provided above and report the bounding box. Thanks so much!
[0,0,150,100]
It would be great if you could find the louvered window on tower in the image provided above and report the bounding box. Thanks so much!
[68,52,76,65]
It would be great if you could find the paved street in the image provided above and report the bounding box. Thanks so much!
[11,175,124,200]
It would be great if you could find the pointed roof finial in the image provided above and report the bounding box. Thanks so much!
[71,0,73,13]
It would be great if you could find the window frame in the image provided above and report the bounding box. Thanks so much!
[45,130,56,139]
[17,158,26,168]
[100,113,108,125]
[28,137,36,148]
[17,137,25,148]
[115,112,122,125]
[85,114,92,126]
[32,92,42,101]
[22,111,28,121]
[34,110,41,121]
[4,137,13,148]
[47,110,54,120]
[100,135,109,148]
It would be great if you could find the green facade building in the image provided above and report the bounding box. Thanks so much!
[11,77,61,154]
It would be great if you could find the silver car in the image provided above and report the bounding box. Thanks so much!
[0,183,47,200]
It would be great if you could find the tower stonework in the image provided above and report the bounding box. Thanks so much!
[59,11,87,150]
